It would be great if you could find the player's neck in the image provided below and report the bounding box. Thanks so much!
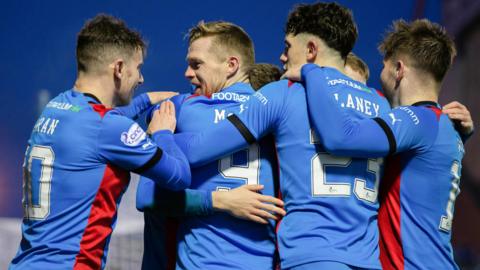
[398,78,439,107]
[224,72,249,90]
[314,54,346,75]
[74,73,116,107]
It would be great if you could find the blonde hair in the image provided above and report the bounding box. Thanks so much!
[188,21,255,71]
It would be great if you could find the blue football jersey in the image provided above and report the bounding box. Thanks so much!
[139,83,279,270]
[378,104,464,270]
[301,64,464,269]
[175,68,391,269]
[10,89,190,270]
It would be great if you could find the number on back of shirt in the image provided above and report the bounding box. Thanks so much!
[439,161,461,232]
[218,143,260,188]
[23,145,54,220]
[310,129,382,203]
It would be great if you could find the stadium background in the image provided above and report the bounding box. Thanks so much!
[0,0,478,268]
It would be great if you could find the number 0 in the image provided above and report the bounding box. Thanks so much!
[23,145,54,220]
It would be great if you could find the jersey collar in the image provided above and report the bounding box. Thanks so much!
[411,101,441,109]
[83,93,102,104]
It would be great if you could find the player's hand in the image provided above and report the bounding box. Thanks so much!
[281,65,302,82]
[147,91,179,104]
[147,100,176,133]
[443,101,474,135]
[212,184,285,224]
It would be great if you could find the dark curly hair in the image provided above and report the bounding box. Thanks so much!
[76,14,146,73]
[285,2,358,58]
[379,19,456,82]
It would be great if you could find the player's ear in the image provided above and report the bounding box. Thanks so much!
[111,58,125,80]
[395,60,405,82]
[306,40,318,62]
[226,56,240,78]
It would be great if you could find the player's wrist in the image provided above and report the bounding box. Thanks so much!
[211,191,228,212]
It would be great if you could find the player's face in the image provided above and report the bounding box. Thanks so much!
[345,65,367,84]
[380,59,397,104]
[185,36,229,96]
[118,48,144,106]
[280,34,307,79]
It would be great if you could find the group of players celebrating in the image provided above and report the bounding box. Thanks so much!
[10,2,474,270]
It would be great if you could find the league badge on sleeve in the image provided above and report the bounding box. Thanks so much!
[121,123,146,146]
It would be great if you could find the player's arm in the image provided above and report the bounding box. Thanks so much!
[99,101,190,190]
[172,82,285,167]
[115,91,178,119]
[302,63,436,157]
[136,177,213,216]
[136,178,285,223]
[443,101,474,142]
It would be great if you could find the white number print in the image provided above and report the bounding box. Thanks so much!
[219,143,260,186]
[23,145,54,220]
[310,130,382,203]
[439,161,461,232]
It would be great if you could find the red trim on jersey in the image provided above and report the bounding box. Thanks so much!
[426,106,442,121]
[376,89,385,97]
[287,80,294,88]
[73,164,130,270]
[165,218,180,270]
[185,93,202,101]
[89,104,113,118]
[379,155,404,270]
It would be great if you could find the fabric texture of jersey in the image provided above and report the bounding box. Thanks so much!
[10,89,189,270]
[139,83,279,270]
[176,69,391,269]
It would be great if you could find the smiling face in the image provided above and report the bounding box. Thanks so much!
[184,36,229,96]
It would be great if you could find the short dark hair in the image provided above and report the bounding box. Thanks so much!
[248,63,282,90]
[346,52,369,81]
[285,2,358,58]
[188,21,255,71]
[379,19,456,82]
[76,14,146,73]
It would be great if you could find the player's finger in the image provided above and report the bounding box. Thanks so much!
[158,101,167,114]
[251,208,278,221]
[161,91,179,99]
[255,201,286,217]
[246,214,268,224]
[257,194,284,207]
[443,107,465,115]
[164,101,173,116]
[443,101,464,110]
[446,113,465,121]
[243,184,265,192]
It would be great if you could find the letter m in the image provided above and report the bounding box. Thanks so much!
[214,109,226,124]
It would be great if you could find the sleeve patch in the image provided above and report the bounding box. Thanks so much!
[120,123,147,146]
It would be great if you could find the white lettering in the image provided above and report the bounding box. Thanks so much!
[47,119,59,135]
[253,92,268,105]
[214,109,226,124]
[364,100,372,116]
[346,94,355,109]
[373,103,380,116]
[399,107,420,125]
[40,118,50,133]
[355,97,364,113]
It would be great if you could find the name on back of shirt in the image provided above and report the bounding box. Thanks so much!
[333,92,380,117]
[33,117,60,135]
